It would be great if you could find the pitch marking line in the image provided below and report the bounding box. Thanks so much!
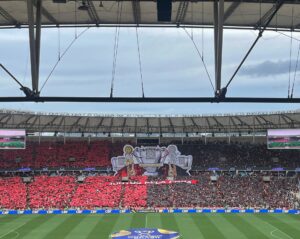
[270,229,294,239]
[0,222,26,239]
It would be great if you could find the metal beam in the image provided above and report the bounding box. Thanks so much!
[158,118,162,135]
[0,96,300,103]
[32,1,58,24]
[281,114,300,124]
[0,114,10,123]
[83,117,90,131]
[109,117,114,134]
[0,6,19,25]
[224,2,240,22]
[229,116,238,129]
[226,0,284,89]
[255,3,279,29]
[41,116,59,131]
[69,117,82,132]
[35,0,42,86]
[233,116,250,127]
[257,115,274,125]
[56,116,65,131]
[214,0,224,95]
[27,0,38,92]
[212,116,223,127]
[190,117,201,132]
[16,115,36,127]
[168,118,175,133]
[87,0,100,26]
[175,1,189,25]
[96,117,104,131]
[146,118,149,133]
[134,118,137,135]
[132,0,141,25]
[182,117,187,133]
[205,118,211,131]
[121,117,127,133]
[213,0,218,84]
[27,0,42,94]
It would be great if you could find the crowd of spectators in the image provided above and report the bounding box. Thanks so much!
[0,173,299,210]
[147,172,300,209]
[0,139,299,210]
[176,142,300,169]
[29,176,76,209]
[70,176,122,208]
[0,177,26,209]
[0,140,111,169]
[122,176,148,208]
[0,140,299,170]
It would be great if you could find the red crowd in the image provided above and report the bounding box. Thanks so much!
[0,177,26,209]
[0,140,111,169]
[70,176,122,208]
[29,176,76,209]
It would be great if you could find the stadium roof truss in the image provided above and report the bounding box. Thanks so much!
[0,110,299,133]
[1,0,300,103]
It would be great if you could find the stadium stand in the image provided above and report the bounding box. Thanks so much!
[0,140,300,170]
[0,139,299,210]
[0,177,27,209]
[0,173,298,210]
[122,176,148,208]
[29,176,76,209]
[148,173,299,209]
[70,176,122,208]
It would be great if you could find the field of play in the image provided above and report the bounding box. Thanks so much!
[0,213,299,239]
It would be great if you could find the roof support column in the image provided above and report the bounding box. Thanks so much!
[27,0,42,95]
[214,0,224,99]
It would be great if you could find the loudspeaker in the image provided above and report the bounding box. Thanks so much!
[157,0,172,22]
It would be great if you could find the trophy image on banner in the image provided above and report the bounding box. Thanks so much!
[111,144,193,176]
[134,146,164,176]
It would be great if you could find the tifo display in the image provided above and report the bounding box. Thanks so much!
[0,173,298,210]
[0,140,299,212]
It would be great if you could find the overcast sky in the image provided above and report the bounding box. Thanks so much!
[0,27,299,115]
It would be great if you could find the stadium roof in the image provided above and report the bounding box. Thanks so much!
[0,0,300,30]
[1,109,299,134]
[1,0,300,103]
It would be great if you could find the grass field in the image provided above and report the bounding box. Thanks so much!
[0,213,299,239]
[0,141,25,149]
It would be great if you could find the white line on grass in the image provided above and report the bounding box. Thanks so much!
[270,229,294,239]
[0,222,25,239]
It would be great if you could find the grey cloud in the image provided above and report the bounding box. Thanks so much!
[240,60,300,77]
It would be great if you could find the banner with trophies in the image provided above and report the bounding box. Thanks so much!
[111,145,193,176]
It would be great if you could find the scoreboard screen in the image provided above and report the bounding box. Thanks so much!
[267,129,300,149]
[0,129,26,149]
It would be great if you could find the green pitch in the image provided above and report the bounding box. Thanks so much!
[0,141,25,149]
[0,213,299,239]
[268,141,300,148]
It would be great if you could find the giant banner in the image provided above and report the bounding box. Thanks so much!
[111,145,193,176]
